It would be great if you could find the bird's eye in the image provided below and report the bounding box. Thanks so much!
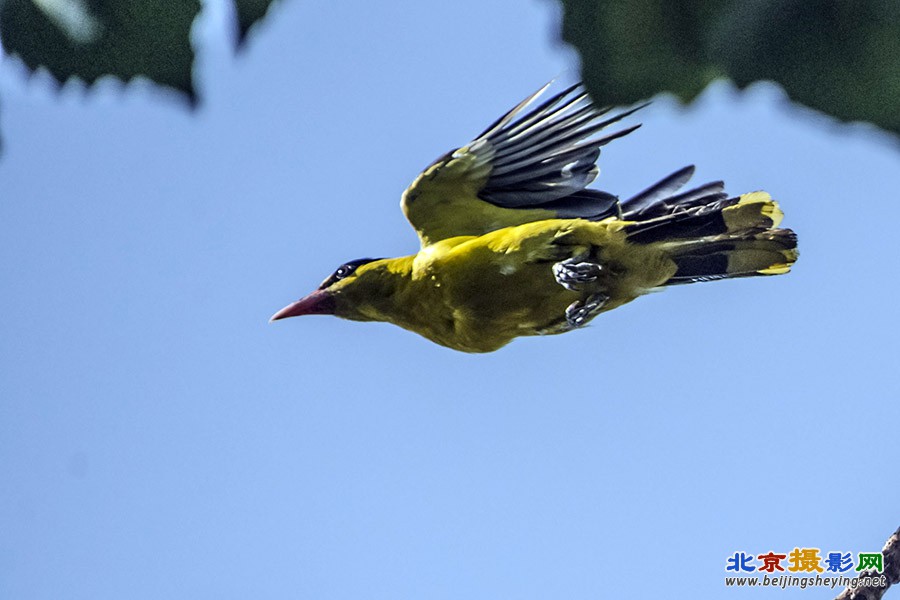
[335,264,356,279]
[318,257,380,290]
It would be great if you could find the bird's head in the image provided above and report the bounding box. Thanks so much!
[270,257,387,322]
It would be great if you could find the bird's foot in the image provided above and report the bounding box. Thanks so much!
[553,255,602,291]
[565,293,608,329]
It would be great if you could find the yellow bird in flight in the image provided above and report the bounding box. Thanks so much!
[271,83,797,353]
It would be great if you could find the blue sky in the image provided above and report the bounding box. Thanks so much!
[1,1,898,598]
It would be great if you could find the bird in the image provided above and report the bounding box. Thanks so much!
[271,82,797,353]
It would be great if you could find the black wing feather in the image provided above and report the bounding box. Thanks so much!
[472,84,645,219]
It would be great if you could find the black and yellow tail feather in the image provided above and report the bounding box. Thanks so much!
[662,229,798,284]
[624,190,797,284]
[624,191,783,242]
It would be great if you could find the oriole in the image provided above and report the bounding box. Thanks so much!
[271,83,797,353]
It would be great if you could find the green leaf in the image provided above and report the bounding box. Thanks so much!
[0,0,201,102]
[233,0,279,46]
[559,0,900,136]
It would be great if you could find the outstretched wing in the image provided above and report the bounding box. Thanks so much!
[401,83,645,247]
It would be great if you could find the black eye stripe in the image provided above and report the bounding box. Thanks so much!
[318,257,384,290]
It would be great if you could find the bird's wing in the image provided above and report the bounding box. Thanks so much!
[401,83,645,247]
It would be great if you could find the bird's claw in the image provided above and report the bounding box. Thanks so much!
[565,293,608,329]
[553,256,603,291]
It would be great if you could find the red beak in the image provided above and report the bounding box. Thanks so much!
[269,290,336,322]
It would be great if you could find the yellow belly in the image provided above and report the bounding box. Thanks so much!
[402,219,676,352]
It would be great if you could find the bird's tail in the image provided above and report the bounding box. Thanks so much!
[623,190,798,285]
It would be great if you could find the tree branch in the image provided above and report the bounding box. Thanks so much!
[835,527,900,600]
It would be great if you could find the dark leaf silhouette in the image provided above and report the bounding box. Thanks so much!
[0,0,201,102]
[560,0,900,136]
[234,0,280,46]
